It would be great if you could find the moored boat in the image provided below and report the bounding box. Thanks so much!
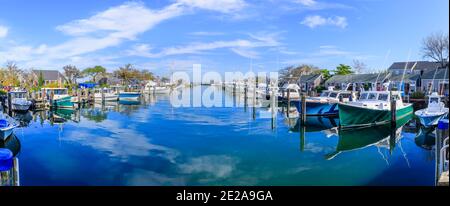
[118,92,141,101]
[42,88,74,109]
[94,87,119,102]
[6,91,32,112]
[414,92,449,127]
[0,119,17,141]
[338,90,413,128]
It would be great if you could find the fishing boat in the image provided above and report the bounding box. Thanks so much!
[6,91,32,112]
[94,87,119,102]
[42,88,74,109]
[338,90,413,128]
[118,92,141,101]
[0,118,17,141]
[415,92,449,127]
[293,88,356,116]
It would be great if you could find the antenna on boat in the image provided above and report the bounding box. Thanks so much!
[400,50,412,92]
[375,49,391,86]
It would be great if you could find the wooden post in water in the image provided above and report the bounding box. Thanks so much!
[300,92,306,125]
[77,89,81,109]
[390,92,396,129]
[101,88,105,104]
[50,90,54,109]
[287,89,291,118]
[244,85,248,111]
[7,92,12,116]
[271,86,277,129]
[299,125,305,152]
[253,80,257,120]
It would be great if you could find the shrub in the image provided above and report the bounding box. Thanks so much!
[410,91,425,99]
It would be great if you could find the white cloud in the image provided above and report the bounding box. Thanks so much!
[301,15,348,28]
[0,25,8,38]
[189,31,225,36]
[294,0,317,6]
[127,32,280,59]
[177,0,247,13]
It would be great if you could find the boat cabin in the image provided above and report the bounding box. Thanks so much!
[427,92,446,113]
[8,91,28,99]
[352,91,405,110]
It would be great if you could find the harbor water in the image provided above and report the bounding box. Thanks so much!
[1,86,436,186]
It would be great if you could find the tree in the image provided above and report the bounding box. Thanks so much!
[114,64,136,85]
[83,65,106,82]
[1,61,23,87]
[334,64,354,75]
[63,65,82,85]
[421,32,449,68]
[279,64,319,84]
[317,69,332,81]
[38,71,45,87]
[352,60,367,74]
[139,69,155,81]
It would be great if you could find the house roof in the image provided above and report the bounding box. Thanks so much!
[421,67,449,80]
[388,61,442,71]
[325,72,420,84]
[298,73,322,83]
[32,70,66,81]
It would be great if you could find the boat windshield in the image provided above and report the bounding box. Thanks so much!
[329,92,338,98]
[430,97,440,104]
[378,93,389,101]
[53,90,67,95]
[359,93,368,100]
[321,92,330,97]
[368,93,378,100]
[340,93,351,99]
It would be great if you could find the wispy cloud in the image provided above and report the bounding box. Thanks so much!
[292,0,353,10]
[177,0,247,13]
[127,32,280,59]
[189,31,225,36]
[301,15,348,28]
[0,25,8,38]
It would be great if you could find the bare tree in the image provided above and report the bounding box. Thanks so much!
[421,32,449,68]
[352,59,367,74]
[63,65,82,85]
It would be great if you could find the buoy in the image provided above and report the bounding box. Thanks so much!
[0,148,13,171]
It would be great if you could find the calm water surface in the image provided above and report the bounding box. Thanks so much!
[1,86,436,186]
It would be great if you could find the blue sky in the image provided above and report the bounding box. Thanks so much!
[0,0,448,76]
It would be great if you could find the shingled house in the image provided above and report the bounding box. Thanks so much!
[297,73,323,92]
[388,61,442,76]
[31,70,67,87]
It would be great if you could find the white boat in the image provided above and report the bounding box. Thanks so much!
[144,81,172,94]
[415,92,449,127]
[279,83,301,100]
[293,89,357,116]
[6,91,32,112]
[0,118,17,140]
[94,88,119,102]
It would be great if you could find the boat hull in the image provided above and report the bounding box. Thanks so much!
[338,103,413,128]
[53,96,74,108]
[415,110,448,128]
[12,103,31,111]
[119,92,141,101]
[94,93,119,102]
[0,126,16,141]
[293,100,339,116]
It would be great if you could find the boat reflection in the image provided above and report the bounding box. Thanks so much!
[48,109,80,124]
[325,114,413,161]
[289,116,339,133]
[0,134,21,186]
[414,125,435,150]
[11,111,33,127]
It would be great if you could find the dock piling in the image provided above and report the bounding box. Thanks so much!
[390,93,396,129]
[287,89,290,118]
[300,93,306,125]
[7,92,12,116]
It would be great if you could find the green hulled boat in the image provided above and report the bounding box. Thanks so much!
[339,91,413,128]
[42,88,74,109]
